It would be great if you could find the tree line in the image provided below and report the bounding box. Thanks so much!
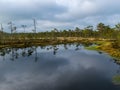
[0,22,120,44]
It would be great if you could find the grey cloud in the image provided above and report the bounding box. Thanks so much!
[0,0,120,32]
[55,0,120,21]
[0,1,66,21]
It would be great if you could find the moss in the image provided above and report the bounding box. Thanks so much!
[112,75,120,85]
[85,41,120,63]
[85,45,100,50]
[0,38,120,62]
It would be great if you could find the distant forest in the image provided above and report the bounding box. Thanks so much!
[0,22,120,40]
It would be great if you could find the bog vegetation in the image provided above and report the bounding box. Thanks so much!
[0,22,120,43]
[0,20,120,59]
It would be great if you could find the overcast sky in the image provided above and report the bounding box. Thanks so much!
[0,0,120,32]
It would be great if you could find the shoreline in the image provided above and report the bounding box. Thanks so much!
[86,40,120,63]
[0,37,120,62]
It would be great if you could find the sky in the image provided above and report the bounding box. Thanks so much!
[0,0,120,32]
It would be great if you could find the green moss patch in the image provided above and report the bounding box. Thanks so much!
[85,45,100,50]
[112,75,120,85]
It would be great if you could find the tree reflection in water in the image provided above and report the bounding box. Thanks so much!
[0,43,107,61]
[0,46,38,62]
[0,44,120,86]
[0,48,5,60]
[0,43,119,66]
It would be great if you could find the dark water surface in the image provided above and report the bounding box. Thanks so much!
[0,44,120,90]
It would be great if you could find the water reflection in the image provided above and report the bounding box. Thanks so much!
[0,44,84,61]
[0,44,118,63]
[0,44,120,90]
[0,46,38,62]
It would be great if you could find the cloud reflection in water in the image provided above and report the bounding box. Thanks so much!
[0,45,120,90]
